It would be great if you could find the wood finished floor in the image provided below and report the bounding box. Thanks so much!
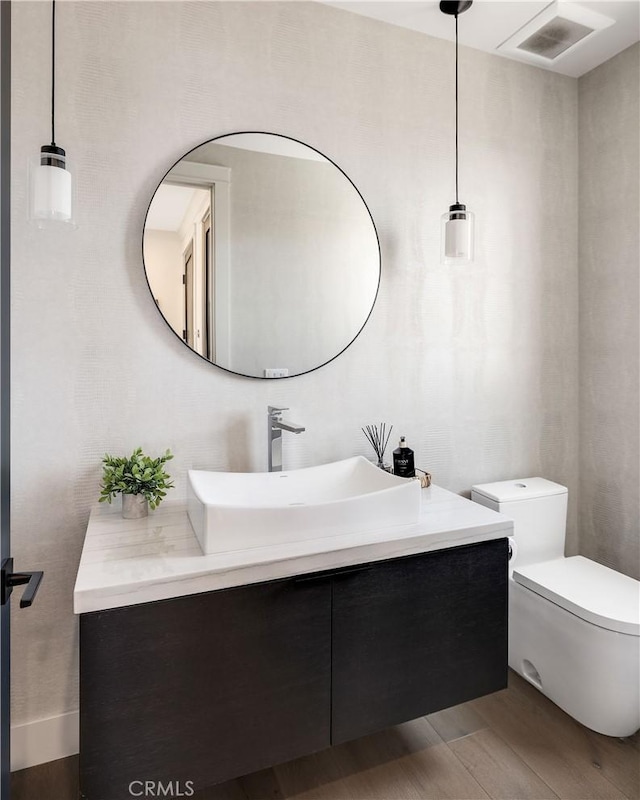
[12,671,640,800]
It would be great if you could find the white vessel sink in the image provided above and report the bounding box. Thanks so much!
[187,456,422,554]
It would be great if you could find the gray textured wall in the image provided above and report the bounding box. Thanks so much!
[578,43,640,580]
[11,2,578,727]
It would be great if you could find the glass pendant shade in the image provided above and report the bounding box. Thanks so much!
[29,144,74,226]
[441,203,474,265]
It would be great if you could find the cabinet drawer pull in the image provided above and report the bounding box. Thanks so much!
[330,565,373,580]
[293,565,372,585]
[293,572,332,585]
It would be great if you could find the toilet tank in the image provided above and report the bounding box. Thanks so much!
[471,478,567,567]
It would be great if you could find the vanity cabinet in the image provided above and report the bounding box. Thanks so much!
[331,539,508,744]
[79,538,508,800]
[80,577,332,798]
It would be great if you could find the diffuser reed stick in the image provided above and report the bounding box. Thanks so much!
[362,423,393,469]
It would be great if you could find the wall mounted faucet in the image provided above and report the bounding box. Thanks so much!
[268,406,305,472]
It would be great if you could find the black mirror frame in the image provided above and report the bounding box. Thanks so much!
[141,131,381,380]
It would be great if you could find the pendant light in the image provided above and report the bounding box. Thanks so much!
[29,0,74,226]
[440,0,473,265]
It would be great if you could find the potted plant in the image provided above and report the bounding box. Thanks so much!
[99,447,174,519]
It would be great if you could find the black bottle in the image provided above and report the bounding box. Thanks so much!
[393,436,415,478]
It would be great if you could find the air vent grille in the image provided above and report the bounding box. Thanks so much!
[517,17,594,60]
[497,2,615,67]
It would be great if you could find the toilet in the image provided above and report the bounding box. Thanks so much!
[471,477,640,738]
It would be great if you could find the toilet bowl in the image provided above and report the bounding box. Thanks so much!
[472,477,640,738]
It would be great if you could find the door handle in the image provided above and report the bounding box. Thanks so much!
[1,558,44,608]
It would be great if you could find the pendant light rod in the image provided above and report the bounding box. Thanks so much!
[51,0,56,146]
[439,0,472,204]
[455,11,458,204]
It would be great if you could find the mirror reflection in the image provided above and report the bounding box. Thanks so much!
[143,133,380,378]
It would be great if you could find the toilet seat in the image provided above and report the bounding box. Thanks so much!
[513,556,640,636]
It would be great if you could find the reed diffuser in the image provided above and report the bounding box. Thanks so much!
[362,423,393,472]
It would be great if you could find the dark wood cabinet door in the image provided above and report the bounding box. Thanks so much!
[331,539,508,745]
[80,576,331,800]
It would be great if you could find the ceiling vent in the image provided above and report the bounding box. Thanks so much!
[498,2,615,65]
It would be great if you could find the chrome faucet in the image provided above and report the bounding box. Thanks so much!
[268,406,305,472]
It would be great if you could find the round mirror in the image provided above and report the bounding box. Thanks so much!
[142,133,380,379]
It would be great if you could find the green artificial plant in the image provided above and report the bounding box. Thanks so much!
[99,447,174,510]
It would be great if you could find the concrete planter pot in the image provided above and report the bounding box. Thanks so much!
[122,493,149,519]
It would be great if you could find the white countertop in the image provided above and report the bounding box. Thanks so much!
[73,485,513,614]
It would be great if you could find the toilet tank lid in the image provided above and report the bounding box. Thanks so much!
[471,477,567,503]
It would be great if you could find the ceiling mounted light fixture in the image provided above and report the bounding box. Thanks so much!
[29,0,74,227]
[440,0,474,265]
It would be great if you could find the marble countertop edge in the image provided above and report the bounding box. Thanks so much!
[74,485,514,614]
[73,520,513,614]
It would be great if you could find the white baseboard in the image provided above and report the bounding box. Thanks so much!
[11,710,79,772]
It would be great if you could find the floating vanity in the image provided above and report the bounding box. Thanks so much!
[74,479,513,800]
